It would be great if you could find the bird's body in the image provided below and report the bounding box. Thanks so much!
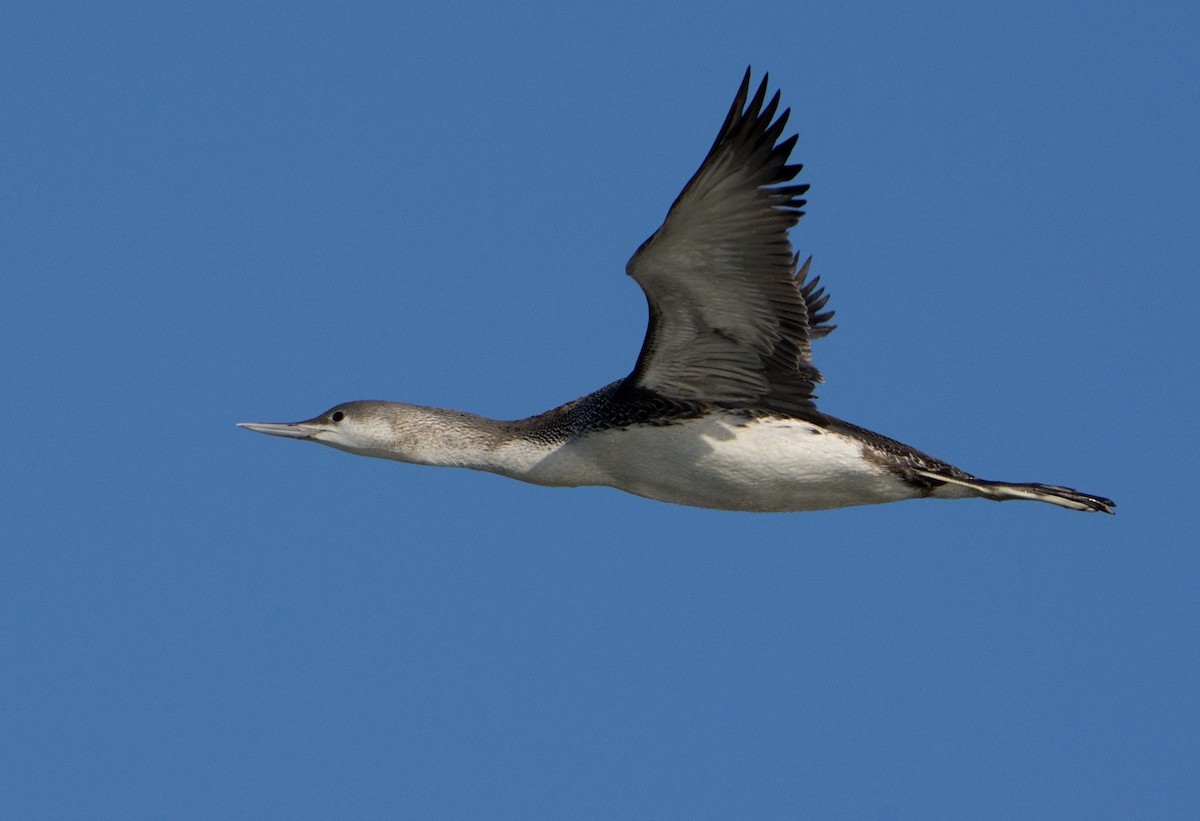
[240,71,1114,515]
[515,405,918,513]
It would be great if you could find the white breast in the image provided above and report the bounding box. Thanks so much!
[506,413,920,512]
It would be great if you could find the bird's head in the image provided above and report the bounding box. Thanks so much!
[238,401,404,458]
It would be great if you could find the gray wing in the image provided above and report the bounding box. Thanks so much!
[622,69,835,416]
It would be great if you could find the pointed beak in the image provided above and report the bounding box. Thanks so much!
[237,420,326,440]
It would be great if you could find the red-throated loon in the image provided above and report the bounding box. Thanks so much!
[239,70,1114,514]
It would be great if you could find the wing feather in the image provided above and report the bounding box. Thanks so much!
[622,69,834,415]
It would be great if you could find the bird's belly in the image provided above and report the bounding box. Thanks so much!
[522,415,918,512]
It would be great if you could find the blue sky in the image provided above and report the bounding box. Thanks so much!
[4,2,1197,818]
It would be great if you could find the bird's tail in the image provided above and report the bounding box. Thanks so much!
[916,471,1115,514]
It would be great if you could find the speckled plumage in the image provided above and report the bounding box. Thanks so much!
[508,381,707,444]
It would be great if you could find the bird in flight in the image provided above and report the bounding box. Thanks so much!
[240,69,1114,514]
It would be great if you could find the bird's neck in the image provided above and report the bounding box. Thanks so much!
[341,403,531,475]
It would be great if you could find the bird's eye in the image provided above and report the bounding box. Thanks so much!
[331,410,345,423]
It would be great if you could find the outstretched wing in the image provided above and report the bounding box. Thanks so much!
[622,69,834,416]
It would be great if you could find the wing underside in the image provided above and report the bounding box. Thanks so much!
[621,69,834,416]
